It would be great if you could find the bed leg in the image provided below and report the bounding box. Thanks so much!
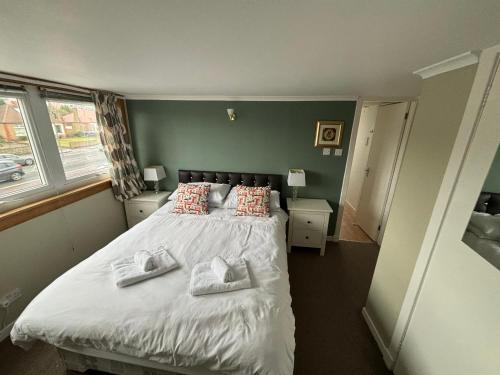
[57,348,89,373]
[64,362,89,373]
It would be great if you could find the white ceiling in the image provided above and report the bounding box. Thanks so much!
[1,0,499,98]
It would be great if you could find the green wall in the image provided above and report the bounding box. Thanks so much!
[483,146,500,193]
[127,100,356,234]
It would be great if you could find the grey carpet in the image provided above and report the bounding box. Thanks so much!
[0,241,391,375]
[289,241,392,375]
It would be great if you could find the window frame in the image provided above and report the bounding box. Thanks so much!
[0,85,111,213]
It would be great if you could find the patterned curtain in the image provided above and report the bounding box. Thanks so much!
[92,91,146,201]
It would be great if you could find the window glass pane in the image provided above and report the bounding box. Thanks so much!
[46,100,110,181]
[0,96,45,198]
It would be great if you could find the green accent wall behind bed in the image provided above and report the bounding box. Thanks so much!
[127,100,357,234]
[483,146,500,193]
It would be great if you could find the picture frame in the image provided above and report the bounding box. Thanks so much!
[314,120,344,148]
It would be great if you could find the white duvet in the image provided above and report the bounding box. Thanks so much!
[11,201,295,375]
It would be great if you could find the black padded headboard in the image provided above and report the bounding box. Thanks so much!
[475,192,500,215]
[178,170,282,193]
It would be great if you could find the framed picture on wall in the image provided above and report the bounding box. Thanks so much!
[314,121,344,148]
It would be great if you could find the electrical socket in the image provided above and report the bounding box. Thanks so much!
[0,288,22,308]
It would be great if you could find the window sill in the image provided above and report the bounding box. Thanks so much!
[0,179,112,232]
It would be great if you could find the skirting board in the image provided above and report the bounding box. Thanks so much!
[327,235,338,242]
[0,321,14,342]
[345,200,356,213]
[361,307,395,369]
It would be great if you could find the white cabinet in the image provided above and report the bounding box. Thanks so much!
[124,191,171,228]
[286,198,333,256]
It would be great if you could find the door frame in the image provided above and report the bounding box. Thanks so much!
[333,96,417,241]
[388,48,498,367]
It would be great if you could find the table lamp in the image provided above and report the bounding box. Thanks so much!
[288,169,306,201]
[144,166,166,193]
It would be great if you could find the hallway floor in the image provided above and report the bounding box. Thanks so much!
[340,203,374,243]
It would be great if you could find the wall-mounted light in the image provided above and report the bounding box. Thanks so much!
[227,108,236,121]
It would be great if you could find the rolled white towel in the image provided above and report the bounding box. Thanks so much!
[211,256,234,283]
[134,250,155,271]
[112,248,178,288]
[190,258,250,296]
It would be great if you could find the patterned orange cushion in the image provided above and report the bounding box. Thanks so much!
[235,185,271,217]
[173,183,210,215]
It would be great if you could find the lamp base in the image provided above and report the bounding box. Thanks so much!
[154,181,160,194]
[292,186,299,201]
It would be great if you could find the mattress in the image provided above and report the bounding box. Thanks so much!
[11,202,295,375]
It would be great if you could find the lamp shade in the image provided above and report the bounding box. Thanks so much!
[287,169,306,187]
[144,166,166,181]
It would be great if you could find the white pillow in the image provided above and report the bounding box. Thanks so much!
[221,187,237,208]
[270,190,281,209]
[222,187,280,209]
[468,212,500,241]
[169,182,231,207]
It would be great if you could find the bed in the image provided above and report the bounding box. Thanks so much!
[11,170,295,375]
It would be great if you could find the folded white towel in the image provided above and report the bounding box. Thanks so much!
[190,258,251,296]
[211,256,234,283]
[134,250,155,271]
[111,248,178,287]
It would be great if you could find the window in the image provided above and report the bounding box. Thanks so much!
[0,95,46,198]
[46,100,109,181]
[0,86,112,212]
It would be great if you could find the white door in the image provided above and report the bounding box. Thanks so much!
[356,102,409,241]
[395,48,500,375]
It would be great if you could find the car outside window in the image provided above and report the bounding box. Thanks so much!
[0,95,46,198]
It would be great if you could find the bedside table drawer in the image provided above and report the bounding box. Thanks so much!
[286,198,332,256]
[125,202,158,218]
[292,229,322,247]
[293,212,325,231]
[124,191,171,229]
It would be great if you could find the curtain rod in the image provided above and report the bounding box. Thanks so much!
[0,71,123,98]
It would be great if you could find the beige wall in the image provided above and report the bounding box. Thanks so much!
[395,44,500,375]
[0,189,127,328]
[364,64,477,346]
[346,105,378,211]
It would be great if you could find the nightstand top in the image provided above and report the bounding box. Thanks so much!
[129,190,171,203]
[286,198,333,213]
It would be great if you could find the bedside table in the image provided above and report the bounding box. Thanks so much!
[286,198,333,256]
[125,191,171,228]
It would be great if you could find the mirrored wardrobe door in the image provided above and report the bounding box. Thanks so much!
[463,145,500,269]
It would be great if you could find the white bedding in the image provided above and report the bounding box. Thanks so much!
[11,201,295,375]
